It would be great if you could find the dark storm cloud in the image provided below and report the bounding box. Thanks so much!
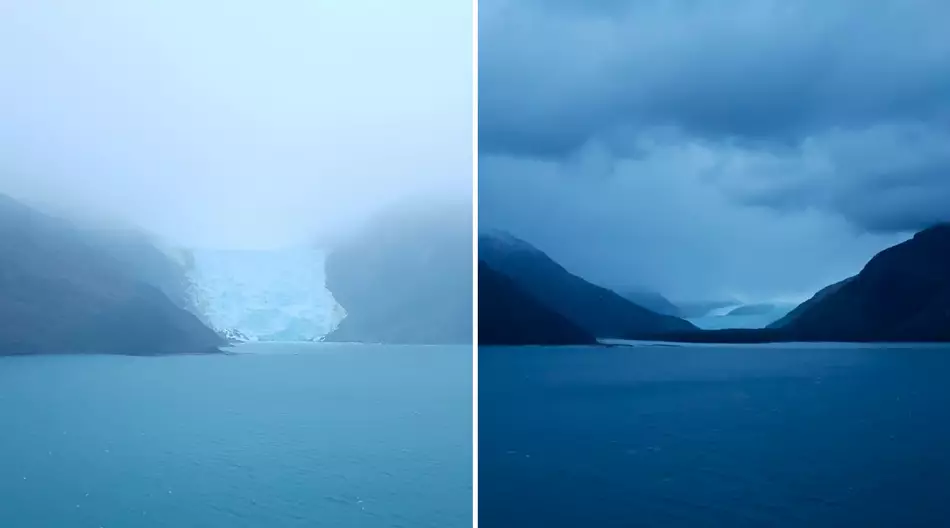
[716,123,950,232]
[481,0,950,157]
[479,0,950,300]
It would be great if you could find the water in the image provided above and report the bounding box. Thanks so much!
[480,343,950,527]
[0,343,472,527]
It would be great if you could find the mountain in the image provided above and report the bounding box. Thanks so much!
[479,231,696,338]
[0,194,224,355]
[618,289,681,317]
[479,261,595,345]
[322,204,472,344]
[776,224,950,342]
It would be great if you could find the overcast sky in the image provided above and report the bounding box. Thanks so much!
[1,0,472,249]
[479,0,950,302]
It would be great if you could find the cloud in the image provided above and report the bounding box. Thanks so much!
[479,140,907,301]
[480,0,950,158]
[479,0,949,299]
[1,0,472,249]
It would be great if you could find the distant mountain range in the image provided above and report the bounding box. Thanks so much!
[618,292,796,327]
[479,231,696,345]
[480,224,950,345]
[0,194,223,355]
[11,191,946,351]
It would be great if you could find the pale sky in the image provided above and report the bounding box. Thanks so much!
[1,0,472,249]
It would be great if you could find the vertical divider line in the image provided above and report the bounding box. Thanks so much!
[471,0,480,525]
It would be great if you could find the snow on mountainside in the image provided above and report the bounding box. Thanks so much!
[184,248,345,342]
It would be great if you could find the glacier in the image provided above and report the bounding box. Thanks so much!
[184,247,346,342]
[686,303,796,330]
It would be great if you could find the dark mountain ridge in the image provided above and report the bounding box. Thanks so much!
[479,261,595,345]
[479,231,697,339]
[768,278,854,329]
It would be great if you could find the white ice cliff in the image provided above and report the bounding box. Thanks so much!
[184,247,346,341]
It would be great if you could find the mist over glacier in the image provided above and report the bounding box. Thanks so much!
[0,0,472,347]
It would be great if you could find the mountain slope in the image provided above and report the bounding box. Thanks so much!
[479,261,594,345]
[778,224,950,342]
[322,204,472,344]
[0,194,224,355]
[618,289,682,317]
[80,227,194,310]
[479,231,696,338]
[768,278,854,329]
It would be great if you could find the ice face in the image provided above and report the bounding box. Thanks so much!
[185,247,345,341]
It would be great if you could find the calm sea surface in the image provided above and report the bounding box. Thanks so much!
[480,343,950,527]
[0,343,472,527]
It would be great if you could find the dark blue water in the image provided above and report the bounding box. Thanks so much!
[480,343,950,527]
[0,343,472,527]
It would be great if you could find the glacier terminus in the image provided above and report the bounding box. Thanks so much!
[182,247,346,342]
